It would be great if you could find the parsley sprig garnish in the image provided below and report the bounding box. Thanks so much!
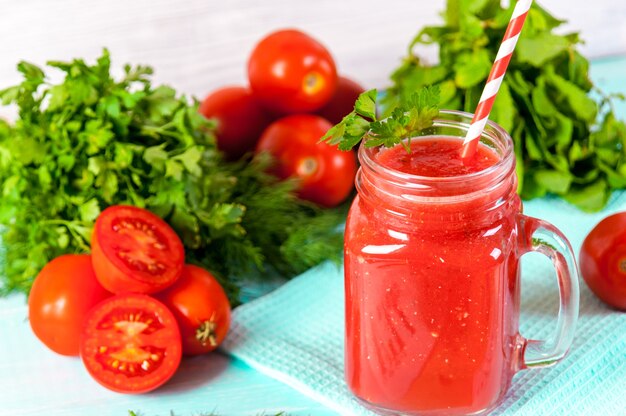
[322,85,440,151]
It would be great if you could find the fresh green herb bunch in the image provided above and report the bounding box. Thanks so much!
[0,50,344,304]
[382,0,626,211]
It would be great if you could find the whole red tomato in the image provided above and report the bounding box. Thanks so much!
[580,212,626,310]
[248,29,337,115]
[316,76,365,124]
[199,86,273,160]
[91,205,185,295]
[28,254,112,356]
[80,294,182,393]
[156,264,231,356]
[256,114,357,207]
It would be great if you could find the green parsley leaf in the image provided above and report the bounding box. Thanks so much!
[354,89,377,119]
[321,85,441,151]
[79,199,101,222]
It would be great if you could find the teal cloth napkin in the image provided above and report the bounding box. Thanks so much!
[221,195,626,415]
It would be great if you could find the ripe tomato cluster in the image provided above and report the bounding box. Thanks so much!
[28,205,231,394]
[200,29,363,208]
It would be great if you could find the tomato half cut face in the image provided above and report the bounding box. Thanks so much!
[92,205,185,294]
[80,294,182,394]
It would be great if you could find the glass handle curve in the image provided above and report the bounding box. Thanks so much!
[517,215,580,369]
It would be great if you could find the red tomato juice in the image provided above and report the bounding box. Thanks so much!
[345,137,522,415]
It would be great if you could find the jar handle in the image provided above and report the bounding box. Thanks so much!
[516,215,580,369]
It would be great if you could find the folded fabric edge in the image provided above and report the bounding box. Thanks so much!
[220,261,352,414]
[233,260,342,311]
[226,352,353,416]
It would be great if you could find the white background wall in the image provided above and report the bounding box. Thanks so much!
[1,0,625,110]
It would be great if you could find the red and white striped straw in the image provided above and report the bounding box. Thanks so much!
[460,0,533,160]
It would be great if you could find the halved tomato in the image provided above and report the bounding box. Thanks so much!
[80,294,182,394]
[91,205,185,294]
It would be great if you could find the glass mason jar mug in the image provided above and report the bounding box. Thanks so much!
[344,110,580,415]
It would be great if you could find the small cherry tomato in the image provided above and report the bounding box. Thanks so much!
[199,86,274,160]
[316,76,365,124]
[28,254,112,356]
[80,294,182,394]
[256,114,357,207]
[156,264,231,356]
[248,29,337,114]
[91,205,185,294]
[580,212,626,310]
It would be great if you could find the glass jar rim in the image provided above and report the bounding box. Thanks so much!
[358,109,515,186]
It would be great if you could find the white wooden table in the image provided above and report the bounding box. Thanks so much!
[1,0,625,110]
